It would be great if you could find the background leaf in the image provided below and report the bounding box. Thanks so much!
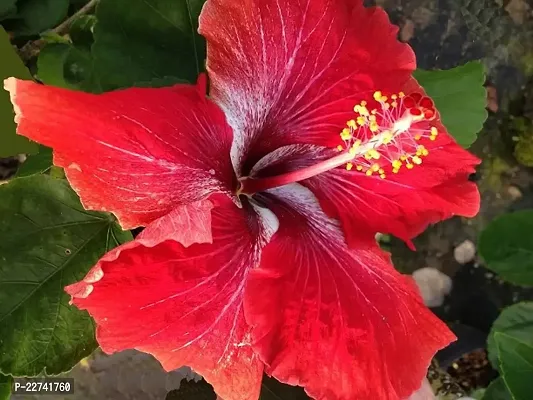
[487,302,533,370]
[495,333,533,400]
[0,26,38,157]
[0,175,132,376]
[92,0,206,90]
[37,42,94,90]
[11,0,70,37]
[482,377,513,400]
[0,0,17,20]
[414,61,487,148]
[15,145,53,177]
[0,374,11,400]
[478,211,533,286]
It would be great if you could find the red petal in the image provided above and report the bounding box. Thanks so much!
[137,200,214,247]
[65,198,279,400]
[4,78,235,229]
[246,185,455,400]
[199,0,415,173]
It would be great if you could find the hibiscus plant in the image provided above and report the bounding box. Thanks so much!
[0,0,493,399]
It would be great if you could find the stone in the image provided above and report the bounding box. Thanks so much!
[412,267,453,308]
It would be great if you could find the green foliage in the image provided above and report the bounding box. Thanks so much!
[15,145,53,177]
[11,0,70,37]
[487,302,533,370]
[0,175,132,376]
[478,211,533,286]
[414,61,487,148]
[495,333,533,400]
[0,375,11,400]
[482,377,512,400]
[0,27,38,157]
[92,0,206,90]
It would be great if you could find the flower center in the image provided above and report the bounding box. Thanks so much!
[239,90,439,195]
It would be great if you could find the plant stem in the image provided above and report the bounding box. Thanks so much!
[18,0,99,62]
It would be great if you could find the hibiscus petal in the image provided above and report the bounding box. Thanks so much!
[245,184,455,400]
[65,198,279,400]
[137,199,214,247]
[4,77,235,229]
[199,0,415,174]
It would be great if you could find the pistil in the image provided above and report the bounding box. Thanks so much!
[239,91,439,195]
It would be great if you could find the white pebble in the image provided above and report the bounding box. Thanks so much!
[454,239,476,264]
[412,267,453,308]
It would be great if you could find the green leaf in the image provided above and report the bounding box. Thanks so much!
[69,14,97,50]
[0,175,132,376]
[495,333,533,400]
[37,42,95,91]
[0,27,38,157]
[482,377,513,400]
[15,146,53,177]
[0,0,17,20]
[479,211,533,286]
[414,61,487,148]
[260,376,310,400]
[92,0,206,90]
[12,0,70,37]
[487,302,533,370]
[0,374,11,400]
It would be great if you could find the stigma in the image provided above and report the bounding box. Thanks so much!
[337,90,439,179]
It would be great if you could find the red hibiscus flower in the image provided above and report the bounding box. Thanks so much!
[4,0,480,399]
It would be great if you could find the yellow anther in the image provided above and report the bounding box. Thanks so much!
[341,128,352,140]
[359,106,369,116]
[381,96,388,102]
[364,153,372,160]
[368,149,381,159]
[366,169,373,176]
[371,109,377,115]
[412,156,422,165]
[378,168,385,174]
[406,163,414,169]
[369,115,377,122]
[383,103,390,110]
[400,155,408,161]
[416,149,422,156]
[392,168,400,174]
[422,148,429,156]
[373,91,383,101]
[371,163,380,172]
[382,131,393,144]
[357,116,367,126]
[430,135,436,141]
[346,162,353,171]
[391,94,398,100]
[354,105,361,113]
[391,101,398,108]
[352,139,362,148]
[399,92,405,98]
[414,134,422,140]
[369,121,379,132]
[392,159,402,169]
[431,127,438,136]
[380,173,386,179]
[337,145,344,151]
[347,119,357,128]
[356,165,363,171]
[361,101,367,106]
[349,147,357,156]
